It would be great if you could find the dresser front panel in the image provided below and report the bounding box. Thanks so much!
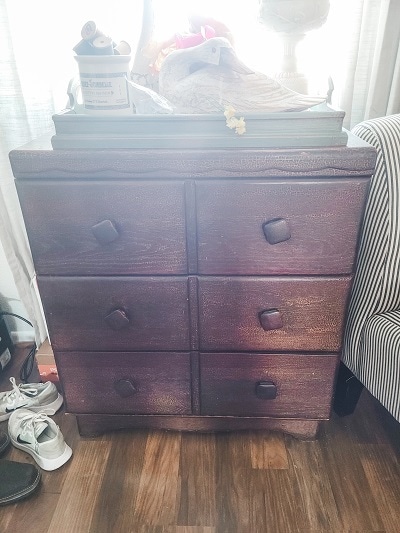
[38,277,190,351]
[16,180,187,275]
[198,276,352,352]
[196,179,369,275]
[200,353,337,418]
[57,351,192,415]
[11,138,376,438]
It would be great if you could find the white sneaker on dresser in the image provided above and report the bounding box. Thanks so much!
[8,409,72,471]
[0,377,63,422]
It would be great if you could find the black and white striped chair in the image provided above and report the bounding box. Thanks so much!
[334,113,400,422]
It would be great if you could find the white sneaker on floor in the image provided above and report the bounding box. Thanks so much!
[8,409,72,471]
[0,377,63,422]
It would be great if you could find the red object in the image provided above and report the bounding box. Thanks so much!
[38,364,59,383]
[175,25,216,49]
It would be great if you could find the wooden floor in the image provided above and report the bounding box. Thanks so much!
[0,345,399,533]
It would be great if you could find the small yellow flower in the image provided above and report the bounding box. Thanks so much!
[224,105,246,135]
[226,117,237,130]
[224,105,236,120]
[235,117,246,135]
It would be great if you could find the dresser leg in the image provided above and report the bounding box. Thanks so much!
[333,362,364,416]
[282,420,320,440]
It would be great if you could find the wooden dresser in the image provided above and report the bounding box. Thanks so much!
[10,134,376,438]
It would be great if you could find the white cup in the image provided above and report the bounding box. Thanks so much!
[74,55,132,115]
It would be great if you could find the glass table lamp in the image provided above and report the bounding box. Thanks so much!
[259,0,330,94]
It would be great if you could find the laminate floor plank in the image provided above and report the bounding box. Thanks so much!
[88,429,149,533]
[214,432,270,533]
[0,492,60,533]
[177,433,216,528]
[360,444,400,533]
[262,469,309,533]
[46,439,112,533]
[318,419,386,532]
[1,347,400,533]
[284,438,342,532]
[172,526,216,533]
[249,431,288,470]
[134,431,182,527]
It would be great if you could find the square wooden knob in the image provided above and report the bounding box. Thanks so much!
[263,218,291,244]
[259,309,284,331]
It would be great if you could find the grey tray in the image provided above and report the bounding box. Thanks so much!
[51,103,347,150]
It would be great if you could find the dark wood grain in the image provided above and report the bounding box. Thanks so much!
[198,276,351,351]
[37,276,190,351]
[196,178,369,275]
[16,180,187,275]
[199,353,338,418]
[317,412,387,531]
[10,138,375,441]
[74,414,320,439]
[190,351,201,415]
[9,136,377,180]
[56,351,192,415]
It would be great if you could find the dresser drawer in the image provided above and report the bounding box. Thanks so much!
[16,180,187,275]
[198,276,351,352]
[196,179,368,275]
[38,277,190,351]
[57,351,191,415]
[200,353,338,418]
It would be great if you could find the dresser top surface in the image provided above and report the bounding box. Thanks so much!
[9,131,377,180]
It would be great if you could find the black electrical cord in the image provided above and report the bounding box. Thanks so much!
[0,312,37,383]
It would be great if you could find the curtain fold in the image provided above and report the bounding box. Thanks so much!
[1,0,400,342]
[364,0,400,120]
[387,45,400,114]
[0,0,48,344]
[334,0,400,128]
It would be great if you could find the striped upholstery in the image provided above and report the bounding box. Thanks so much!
[342,114,400,422]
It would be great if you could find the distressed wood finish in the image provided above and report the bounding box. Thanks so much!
[37,277,190,351]
[75,415,321,440]
[196,179,369,275]
[16,180,187,275]
[199,353,338,418]
[57,352,192,415]
[9,136,377,179]
[198,276,351,352]
[10,133,376,439]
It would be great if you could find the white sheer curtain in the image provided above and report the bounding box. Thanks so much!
[326,0,400,127]
[1,0,399,343]
[0,0,142,344]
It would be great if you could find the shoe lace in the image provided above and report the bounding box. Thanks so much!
[20,411,50,434]
[5,377,38,408]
